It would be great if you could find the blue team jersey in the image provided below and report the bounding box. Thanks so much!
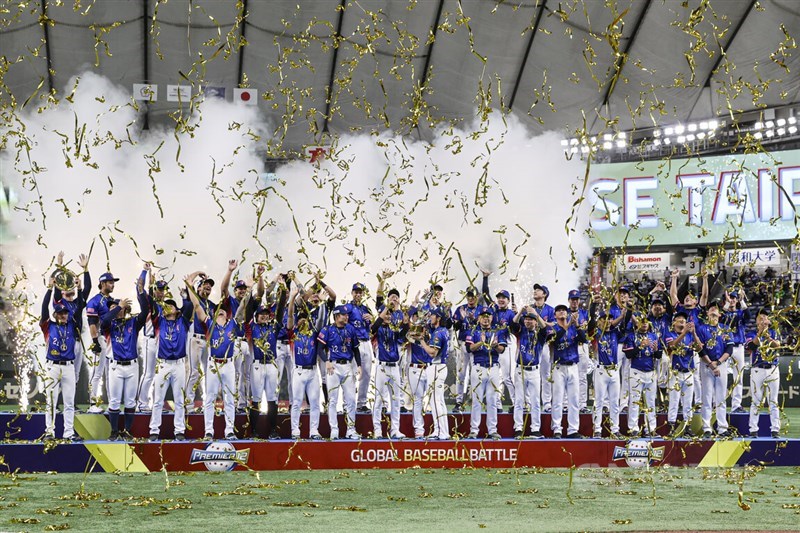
[205,318,240,359]
[664,331,696,371]
[184,296,216,335]
[428,326,449,364]
[153,315,190,360]
[608,303,631,335]
[723,308,749,345]
[492,307,516,331]
[107,317,140,361]
[222,295,243,321]
[465,327,508,366]
[86,293,113,332]
[318,323,358,361]
[409,341,431,364]
[697,323,733,362]
[344,302,372,340]
[452,303,479,342]
[248,322,279,362]
[289,329,318,366]
[675,303,703,324]
[531,303,555,324]
[41,320,77,362]
[624,331,660,372]
[374,314,404,363]
[550,324,585,364]
[515,326,547,366]
[595,329,620,366]
[648,312,672,351]
[746,328,780,367]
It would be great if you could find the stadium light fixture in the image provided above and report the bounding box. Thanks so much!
[560,139,569,146]
[789,125,798,134]
[789,117,797,125]
[699,122,708,130]
[754,132,763,139]
[766,130,775,138]
[677,135,686,143]
[697,132,706,139]
[686,134,696,141]
[603,133,613,141]
[708,120,719,129]
[663,137,671,145]
[653,129,661,137]
[755,121,763,130]
[665,127,674,135]
[570,138,579,145]
[688,123,697,132]
[603,141,613,149]
[766,120,775,129]
[777,128,786,135]
[653,138,661,146]
[675,125,685,135]
[777,118,786,127]
[616,140,626,148]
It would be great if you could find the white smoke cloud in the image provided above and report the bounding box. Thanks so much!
[1,72,592,310]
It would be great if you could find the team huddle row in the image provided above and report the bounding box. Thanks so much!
[38,256,783,442]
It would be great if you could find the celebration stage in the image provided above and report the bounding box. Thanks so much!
[1,411,797,472]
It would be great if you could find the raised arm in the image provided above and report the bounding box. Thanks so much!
[41,278,54,325]
[220,259,237,300]
[77,253,91,301]
[235,287,253,325]
[184,276,209,323]
[253,264,266,301]
[669,269,679,307]
[699,271,709,307]
[286,287,299,331]
[480,268,493,305]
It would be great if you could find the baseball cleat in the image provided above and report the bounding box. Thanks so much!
[174,433,186,441]
[566,432,582,439]
[108,431,120,441]
[148,433,159,442]
[552,431,562,439]
[88,405,104,414]
[70,435,84,442]
[530,431,544,439]
[514,430,524,439]
[224,433,236,440]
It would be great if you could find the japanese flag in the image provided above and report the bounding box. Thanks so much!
[233,88,257,106]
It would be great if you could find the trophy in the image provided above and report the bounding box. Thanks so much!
[406,308,430,343]
[53,266,77,292]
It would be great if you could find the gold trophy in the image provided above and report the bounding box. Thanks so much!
[53,266,77,292]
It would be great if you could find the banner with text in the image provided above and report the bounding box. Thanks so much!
[589,149,800,248]
[619,252,671,271]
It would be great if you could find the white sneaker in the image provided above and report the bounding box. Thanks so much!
[88,405,104,414]
[345,432,359,440]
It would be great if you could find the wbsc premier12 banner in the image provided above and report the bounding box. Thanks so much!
[588,148,800,249]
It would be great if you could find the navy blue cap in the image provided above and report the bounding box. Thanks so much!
[197,277,215,288]
[617,285,630,293]
[706,299,722,310]
[154,280,168,290]
[234,279,248,289]
[465,287,476,297]
[757,307,770,317]
[477,305,493,316]
[53,303,68,314]
[568,289,581,300]
[534,284,550,299]
[429,308,445,318]
[496,290,510,299]
[522,311,538,320]
[163,299,178,309]
[387,288,400,298]
[596,310,608,319]
[431,283,444,292]
[673,310,689,320]
[333,305,349,316]
[352,283,366,292]
[254,305,270,316]
[650,296,665,306]
[99,272,119,283]
[554,304,568,313]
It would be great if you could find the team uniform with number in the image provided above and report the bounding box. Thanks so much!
[408,325,450,439]
[592,327,621,435]
[510,322,547,434]
[318,323,361,438]
[549,323,586,436]
[86,292,113,405]
[204,317,240,437]
[288,327,322,438]
[723,306,750,411]
[623,330,660,434]
[184,294,216,404]
[746,329,781,435]
[533,304,556,411]
[344,302,374,410]
[53,272,91,384]
[221,294,251,410]
[465,326,507,436]
[663,331,696,428]
[697,323,733,434]
[371,309,407,438]
[40,291,81,439]
[452,303,479,406]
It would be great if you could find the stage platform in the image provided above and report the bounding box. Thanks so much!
[0,411,797,472]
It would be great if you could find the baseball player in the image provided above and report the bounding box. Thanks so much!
[183,272,217,410]
[86,271,119,413]
[509,306,548,439]
[219,260,266,412]
[52,251,91,385]
[40,276,84,441]
[297,272,337,408]
[407,308,450,439]
[722,287,750,413]
[609,285,633,411]
[451,287,481,413]
[135,270,166,413]
[344,283,375,413]
[318,306,362,439]
[480,269,517,413]
[746,308,781,438]
[646,290,672,412]
[549,304,586,439]
[272,272,296,408]
[370,287,409,439]
[697,301,733,438]
[100,275,149,440]
[146,289,193,441]
[587,308,622,439]
[530,284,555,412]
[669,270,710,410]
[623,313,661,437]
[286,286,323,440]
[465,306,506,440]
[567,290,591,413]
[241,280,287,439]
[186,273,240,440]
[664,311,701,437]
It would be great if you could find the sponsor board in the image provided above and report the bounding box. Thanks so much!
[612,439,665,468]
[349,446,518,464]
[619,253,670,271]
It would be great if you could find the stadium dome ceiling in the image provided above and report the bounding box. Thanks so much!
[2,0,800,154]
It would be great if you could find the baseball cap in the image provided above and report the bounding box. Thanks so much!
[387,288,400,298]
[522,311,537,320]
[596,310,608,319]
[429,308,445,318]
[431,283,444,292]
[53,303,68,314]
[496,290,510,299]
[533,284,550,299]
[477,305,493,316]
[254,306,271,316]
[197,277,215,288]
[333,305,349,316]
[568,289,581,300]
[728,287,739,298]
[650,296,665,306]
[352,283,366,292]
[617,285,630,294]
[99,272,119,283]
[673,310,689,320]
[163,299,178,309]
[465,287,476,297]
[154,280,168,290]
[554,304,568,313]
[757,307,770,317]
[706,299,722,310]
[234,280,248,289]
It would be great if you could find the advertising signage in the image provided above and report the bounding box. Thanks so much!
[588,149,800,249]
